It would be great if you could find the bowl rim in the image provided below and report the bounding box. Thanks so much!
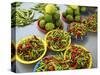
[64,44,93,68]
[16,35,47,64]
[45,29,71,51]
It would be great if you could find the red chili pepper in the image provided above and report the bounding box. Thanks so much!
[26,43,31,48]
[71,53,76,59]
[74,47,78,51]
[76,31,81,37]
[71,61,78,69]
[68,29,72,32]
[53,37,61,41]
[59,44,64,48]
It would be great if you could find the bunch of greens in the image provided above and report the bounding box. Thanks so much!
[11,9,35,27]
[46,30,71,51]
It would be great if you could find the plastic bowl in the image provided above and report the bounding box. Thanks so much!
[16,35,47,64]
[45,30,71,51]
[33,55,55,72]
[64,44,92,68]
[67,22,87,42]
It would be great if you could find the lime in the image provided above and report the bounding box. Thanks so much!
[39,20,45,28]
[39,16,44,20]
[66,7,73,15]
[45,4,57,14]
[45,23,55,31]
[66,15,73,21]
[45,14,52,22]
[54,13,60,21]
[56,20,62,27]
[75,16,81,21]
[74,9,80,16]
[80,7,87,12]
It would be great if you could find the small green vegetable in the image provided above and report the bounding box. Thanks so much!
[66,7,73,15]
[11,9,35,27]
[74,9,80,16]
[56,20,62,27]
[45,23,55,31]
[39,20,45,28]
[45,14,52,22]
[39,16,44,20]
[45,4,57,14]
[75,16,81,21]
[54,13,60,21]
[80,6,87,12]
[66,15,73,21]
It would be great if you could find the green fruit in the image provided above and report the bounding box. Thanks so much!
[75,16,81,21]
[45,4,57,14]
[66,7,73,15]
[39,16,44,20]
[45,23,55,31]
[45,14,52,22]
[54,13,60,21]
[56,20,62,27]
[39,20,45,28]
[74,9,80,16]
[80,7,87,12]
[66,15,73,21]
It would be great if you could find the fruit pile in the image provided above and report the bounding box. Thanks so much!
[62,5,87,23]
[38,4,63,32]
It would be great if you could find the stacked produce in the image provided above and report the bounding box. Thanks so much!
[62,5,87,23]
[38,4,63,32]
